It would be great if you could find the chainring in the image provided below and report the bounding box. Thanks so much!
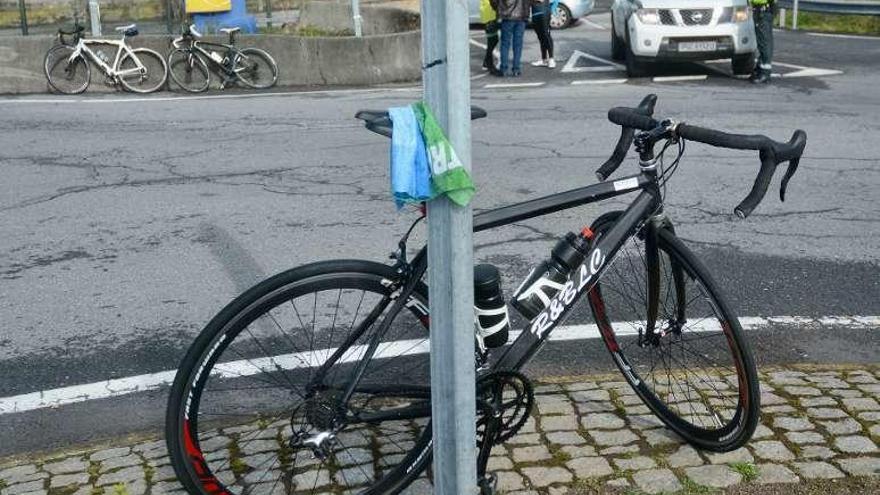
[476,370,535,445]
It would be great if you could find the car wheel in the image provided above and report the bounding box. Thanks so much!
[732,53,756,76]
[624,25,649,77]
[611,13,625,61]
[550,4,572,29]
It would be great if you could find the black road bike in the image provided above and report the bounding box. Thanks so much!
[168,25,278,92]
[165,95,806,495]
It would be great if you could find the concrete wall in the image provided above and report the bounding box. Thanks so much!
[298,1,420,35]
[0,5,420,94]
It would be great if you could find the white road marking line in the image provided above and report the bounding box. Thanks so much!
[471,72,490,81]
[582,18,608,30]
[808,32,880,41]
[764,61,843,78]
[562,50,625,74]
[702,59,842,79]
[1,315,877,415]
[0,86,422,105]
[653,75,708,82]
[469,38,488,50]
[571,78,628,85]
[483,82,545,89]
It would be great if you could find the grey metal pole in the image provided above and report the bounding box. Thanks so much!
[266,0,273,29]
[351,0,363,37]
[89,0,101,37]
[165,0,173,34]
[779,8,785,28]
[792,0,799,30]
[421,0,477,493]
[18,0,28,36]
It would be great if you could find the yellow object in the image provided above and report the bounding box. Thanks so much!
[185,0,232,14]
[480,0,497,24]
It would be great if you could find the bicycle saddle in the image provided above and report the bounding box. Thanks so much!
[115,24,138,36]
[220,27,241,34]
[187,24,203,38]
[59,24,85,35]
[356,106,487,138]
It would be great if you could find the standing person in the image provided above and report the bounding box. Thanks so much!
[530,0,556,68]
[491,0,529,76]
[749,0,775,84]
[480,0,503,76]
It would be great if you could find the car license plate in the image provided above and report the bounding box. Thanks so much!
[679,41,716,52]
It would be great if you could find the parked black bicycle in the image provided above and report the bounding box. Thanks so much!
[165,94,806,495]
[168,24,278,92]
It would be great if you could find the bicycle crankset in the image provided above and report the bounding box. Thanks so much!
[476,370,534,445]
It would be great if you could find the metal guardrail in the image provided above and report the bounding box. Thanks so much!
[778,0,880,15]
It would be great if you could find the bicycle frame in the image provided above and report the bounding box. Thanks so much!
[69,35,142,79]
[172,36,237,72]
[329,169,667,425]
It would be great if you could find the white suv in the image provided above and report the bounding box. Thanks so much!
[610,0,757,77]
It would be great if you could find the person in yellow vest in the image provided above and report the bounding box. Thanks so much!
[749,0,775,84]
[481,0,503,76]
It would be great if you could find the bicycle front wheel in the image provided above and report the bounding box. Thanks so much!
[44,45,91,94]
[588,213,760,452]
[166,260,434,495]
[168,48,210,93]
[119,48,168,93]
[234,48,278,89]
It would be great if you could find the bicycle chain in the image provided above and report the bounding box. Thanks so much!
[476,370,535,445]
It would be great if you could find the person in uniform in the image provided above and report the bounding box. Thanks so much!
[750,0,776,84]
[481,0,503,76]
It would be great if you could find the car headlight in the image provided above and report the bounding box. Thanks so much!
[734,6,750,22]
[636,8,660,25]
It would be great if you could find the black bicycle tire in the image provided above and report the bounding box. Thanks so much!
[44,44,91,94]
[588,213,760,452]
[234,47,278,89]
[166,259,435,495]
[168,48,210,93]
[119,48,168,93]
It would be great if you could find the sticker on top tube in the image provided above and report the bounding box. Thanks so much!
[613,177,639,192]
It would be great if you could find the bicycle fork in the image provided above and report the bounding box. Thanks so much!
[642,215,687,346]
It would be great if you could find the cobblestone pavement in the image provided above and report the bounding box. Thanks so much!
[2,366,879,495]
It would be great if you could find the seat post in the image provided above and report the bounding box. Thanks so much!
[228,31,236,45]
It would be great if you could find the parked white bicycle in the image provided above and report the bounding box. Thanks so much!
[44,23,168,94]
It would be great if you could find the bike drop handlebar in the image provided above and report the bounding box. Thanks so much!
[594,94,657,181]
[607,106,807,219]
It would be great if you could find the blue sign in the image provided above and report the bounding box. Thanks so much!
[192,0,257,34]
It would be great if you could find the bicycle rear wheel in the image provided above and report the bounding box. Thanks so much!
[588,212,760,452]
[44,45,90,94]
[166,260,435,495]
[168,48,210,93]
[119,48,168,93]
[234,48,278,89]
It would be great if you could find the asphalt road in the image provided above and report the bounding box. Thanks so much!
[0,19,878,456]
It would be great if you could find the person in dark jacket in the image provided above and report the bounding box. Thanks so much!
[491,0,530,76]
[530,0,556,68]
[749,0,775,84]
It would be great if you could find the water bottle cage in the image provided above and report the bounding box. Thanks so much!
[474,305,510,337]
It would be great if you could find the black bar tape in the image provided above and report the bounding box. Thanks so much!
[596,94,658,181]
[596,127,635,181]
[734,152,776,218]
[607,107,658,131]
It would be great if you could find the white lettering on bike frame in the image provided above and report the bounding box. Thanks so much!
[530,248,605,339]
[613,177,639,192]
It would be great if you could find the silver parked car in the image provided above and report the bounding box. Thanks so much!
[610,0,757,77]
[468,0,596,29]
